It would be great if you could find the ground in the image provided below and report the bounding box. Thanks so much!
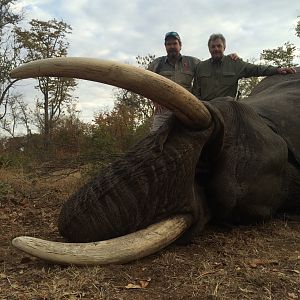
[0,168,299,300]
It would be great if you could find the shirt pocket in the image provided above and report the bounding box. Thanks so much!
[221,71,235,85]
[178,71,194,87]
[159,71,173,80]
[198,72,211,88]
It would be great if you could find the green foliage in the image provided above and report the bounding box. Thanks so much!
[92,102,142,153]
[239,21,299,100]
[0,0,22,31]
[237,58,262,99]
[260,42,297,67]
[15,19,72,60]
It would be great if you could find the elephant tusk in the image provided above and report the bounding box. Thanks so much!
[12,214,193,265]
[10,57,211,129]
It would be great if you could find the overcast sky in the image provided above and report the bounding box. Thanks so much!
[11,0,300,125]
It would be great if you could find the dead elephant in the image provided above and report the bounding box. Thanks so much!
[10,58,300,265]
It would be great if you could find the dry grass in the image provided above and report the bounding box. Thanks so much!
[0,168,299,300]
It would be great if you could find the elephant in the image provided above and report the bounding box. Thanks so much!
[10,58,300,265]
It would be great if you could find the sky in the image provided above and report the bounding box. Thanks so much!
[10,0,300,126]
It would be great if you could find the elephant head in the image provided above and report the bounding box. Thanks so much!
[10,58,300,265]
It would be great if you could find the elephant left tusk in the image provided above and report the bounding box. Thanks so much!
[12,214,193,265]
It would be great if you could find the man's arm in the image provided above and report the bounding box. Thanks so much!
[147,60,156,72]
[147,58,166,114]
[239,60,296,78]
[192,63,201,99]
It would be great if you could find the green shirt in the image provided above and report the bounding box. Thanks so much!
[192,56,279,101]
[148,54,200,92]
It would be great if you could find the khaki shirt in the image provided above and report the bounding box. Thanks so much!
[148,54,200,113]
[192,56,279,101]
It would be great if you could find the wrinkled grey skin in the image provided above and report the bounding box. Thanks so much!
[58,69,300,243]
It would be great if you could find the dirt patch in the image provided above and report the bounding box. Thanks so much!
[0,169,299,299]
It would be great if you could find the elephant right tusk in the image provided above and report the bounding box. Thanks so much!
[10,57,211,129]
[12,214,193,265]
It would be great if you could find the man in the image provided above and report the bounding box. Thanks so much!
[192,33,296,101]
[148,31,200,132]
[148,32,239,132]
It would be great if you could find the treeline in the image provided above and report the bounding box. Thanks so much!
[0,1,299,169]
[0,87,154,168]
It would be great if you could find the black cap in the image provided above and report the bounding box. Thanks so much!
[165,31,181,42]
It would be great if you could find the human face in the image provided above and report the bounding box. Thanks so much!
[165,37,181,59]
[209,38,225,61]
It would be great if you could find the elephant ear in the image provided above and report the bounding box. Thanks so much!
[247,70,300,165]
[197,101,225,163]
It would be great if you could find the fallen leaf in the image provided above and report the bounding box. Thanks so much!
[125,283,143,289]
[125,278,151,289]
[0,273,7,279]
[288,292,298,299]
[249,259,278,268]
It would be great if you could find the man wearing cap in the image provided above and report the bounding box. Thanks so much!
[148,31,200,132]
[192,33,297,101]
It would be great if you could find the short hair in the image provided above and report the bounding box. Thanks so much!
[208,33,226,48]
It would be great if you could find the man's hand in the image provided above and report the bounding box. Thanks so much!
[277,67,297,74]
[229,53,239,61]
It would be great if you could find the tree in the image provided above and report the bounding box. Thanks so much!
[238,76,262,100]
[0,0,23,119]
[260,42,297,67]
[15,19,77,150]
[237,58,263,100]
[0,94,31,137]
[93,102,140,153]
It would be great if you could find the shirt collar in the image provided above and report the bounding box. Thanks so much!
[210,55,225,64]
[165,53,182,63]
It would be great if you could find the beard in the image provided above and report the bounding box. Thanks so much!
[167,49,179,59]
[211,52,223,61]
